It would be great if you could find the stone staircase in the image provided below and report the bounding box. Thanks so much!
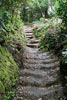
[12,25,63,100]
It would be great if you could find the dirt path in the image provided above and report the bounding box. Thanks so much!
[13,25,63,100]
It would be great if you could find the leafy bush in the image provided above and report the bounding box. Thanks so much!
[55,0,67,26]
[34,18,61,51]
[0,12,26,48]
[5,14,25,45]
[0,0,26,47]
[40,33,57,50]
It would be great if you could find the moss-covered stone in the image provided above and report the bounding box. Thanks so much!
[0,45,19,97]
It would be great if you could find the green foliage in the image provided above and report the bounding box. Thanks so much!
[0,46,19,97]
[0,81,5,93]
[0,1,26,99]
[4,91,15,100]
[0,0,25,99]
[40,17,44,22]
[0,0,26,46]
[55,0,67,26]
[41,33,57,50]
[0,9,26,47]
[5,14,25,46]
[34,18,61,51]
[22,0,49,22]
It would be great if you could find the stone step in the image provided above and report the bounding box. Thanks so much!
[24,50,50,55]
[19,69,47,78]
[25,30,33,33]
[23,52,54,60]
[19,68,59,78]
[26,33,33,36]
[23,62,59,70]
[23,58,58,64]
[24,47,39,53]
[24,28,33,33]
[19,74,60,87]
[28,39,40,44]
[13,25,64,100]
[26,35,33,39]
[23,55,53,60]
[24,46,53,55]
[16,85,63,100]
[12,97,24,100]
[26,43,40,48]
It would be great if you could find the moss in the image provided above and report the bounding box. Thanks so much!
[0,81,5,93]
[0,45,19,96]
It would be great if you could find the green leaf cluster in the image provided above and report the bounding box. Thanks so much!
[22,0,49,22]
[55,0,67,26]
[34,18,62,51]
[4,91,15,100]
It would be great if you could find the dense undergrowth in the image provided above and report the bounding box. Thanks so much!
[0,17,25,99]
[0,0,26,99]
[34,17,67,52]
[0,46,19,99]
[0,12,26,47]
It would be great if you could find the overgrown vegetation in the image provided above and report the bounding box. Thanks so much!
[0,1,26,47]
[34,18,62,51]
[56,0,67,96]
[22,0,56,22]
[55,0,67,27]
[0,46,19,99]
[0,0,26,99]
[4,91,15,100]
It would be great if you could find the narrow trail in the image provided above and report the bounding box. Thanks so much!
[13,25,63,100]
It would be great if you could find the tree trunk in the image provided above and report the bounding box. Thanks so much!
[45,8,49,18]
[23,0,26,21]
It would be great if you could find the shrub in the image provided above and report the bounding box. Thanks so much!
[55,0,67,27]
[34,18,61,51]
